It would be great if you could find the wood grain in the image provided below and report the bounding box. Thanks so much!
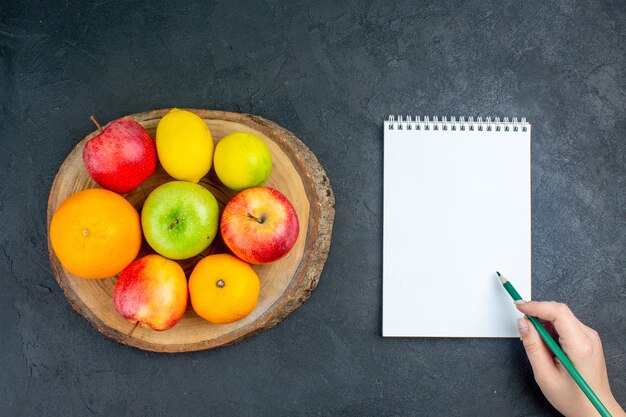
[47,109,335,352]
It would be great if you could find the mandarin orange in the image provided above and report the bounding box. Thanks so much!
[50,188,142,279]
[189,254,260,324]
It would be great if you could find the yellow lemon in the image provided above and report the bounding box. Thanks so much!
[156,109,213,182]
[214,132,272,190]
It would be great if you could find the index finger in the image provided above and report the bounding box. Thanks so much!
[515,301,586,342]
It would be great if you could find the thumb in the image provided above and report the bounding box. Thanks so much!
[518,318,559,385]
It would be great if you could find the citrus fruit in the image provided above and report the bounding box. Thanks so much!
[49,188,142,279]
[188,254,260,324]
[213,132,272,190]
[156,108,213,182]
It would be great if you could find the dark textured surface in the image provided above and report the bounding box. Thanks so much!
[1,0,624,416]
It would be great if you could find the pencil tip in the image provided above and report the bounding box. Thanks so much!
[496,271,501,277]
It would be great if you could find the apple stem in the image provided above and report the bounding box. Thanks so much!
[128,321,139,337]
[169,219,179,231]
[90,115,103,132]
[247,213,264,224]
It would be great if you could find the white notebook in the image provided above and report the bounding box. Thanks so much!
[383,116,531,338]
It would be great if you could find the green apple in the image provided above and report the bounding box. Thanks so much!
[141,181,219,260]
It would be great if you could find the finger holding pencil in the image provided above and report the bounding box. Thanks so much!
[497,272,625,417]
[516,301,624,417]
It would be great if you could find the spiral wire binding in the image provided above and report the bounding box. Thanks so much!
[387,115,529,132]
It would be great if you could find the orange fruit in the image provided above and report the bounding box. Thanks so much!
[50,188,142,279]
[189,254,260,324]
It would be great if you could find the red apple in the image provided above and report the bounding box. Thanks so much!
[221,186,299,264]
[114,254,188,331]
[83,117,157,193]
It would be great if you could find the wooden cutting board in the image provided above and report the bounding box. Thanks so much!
[47,109,335,352]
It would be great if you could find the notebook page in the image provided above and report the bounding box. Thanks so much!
[383,121,531,337]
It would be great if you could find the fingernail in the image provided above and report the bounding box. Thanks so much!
[514,300,527,305]
[517,318,529,335]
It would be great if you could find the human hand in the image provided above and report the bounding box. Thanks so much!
[516,301,625,417]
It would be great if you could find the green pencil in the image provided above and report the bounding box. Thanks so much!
[497,271,612,417]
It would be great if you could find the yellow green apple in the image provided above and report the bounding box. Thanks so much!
[141,181,219,260]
